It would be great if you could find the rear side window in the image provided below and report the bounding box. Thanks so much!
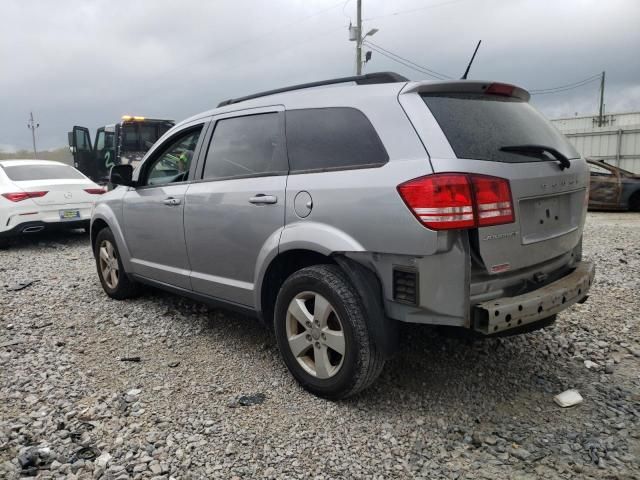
[202,113,287,180]
[286,107,388,172]
[422,94,580,163]
[3,164,85,181]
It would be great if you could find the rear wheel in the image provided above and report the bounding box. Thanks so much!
[94,227,140,299]
[274,265,385,399]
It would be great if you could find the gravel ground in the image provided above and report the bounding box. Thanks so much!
[1,212,639,480]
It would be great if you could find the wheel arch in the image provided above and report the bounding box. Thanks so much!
[257,248,398,358]
[258,248,336,327]
[90,209,133,271]
[628,187,640,211]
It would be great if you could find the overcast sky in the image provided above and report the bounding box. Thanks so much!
[1,0,639,151]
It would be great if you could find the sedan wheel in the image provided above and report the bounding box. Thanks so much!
[286,291,345,379]
[99,239,119,289]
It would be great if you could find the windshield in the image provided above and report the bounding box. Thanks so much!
[3,164,86,181]
[422,93,580,163]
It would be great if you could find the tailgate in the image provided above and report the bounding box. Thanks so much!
[468,161,589,273]
[407,83,590,275]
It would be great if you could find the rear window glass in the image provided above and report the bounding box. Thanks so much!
[286,107,388,172]
[3,164,85,181]
[422,94,580,163]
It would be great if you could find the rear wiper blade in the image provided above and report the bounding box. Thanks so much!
[499,144,571,170]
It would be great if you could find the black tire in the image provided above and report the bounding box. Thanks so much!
[93,227,140,300]
[0,238,8,249]
[274,264,385,399]
[629,191,640,212]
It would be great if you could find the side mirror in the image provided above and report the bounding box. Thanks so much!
[110,164,135,187]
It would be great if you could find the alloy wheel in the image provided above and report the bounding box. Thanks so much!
[98,240,119,289]
[285,291,345,379]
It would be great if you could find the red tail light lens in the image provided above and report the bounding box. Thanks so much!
[1,191,48,202]
[84,188,106,195]
[485,83,515,97]
[397,173,514,230]
[471,175,514,226]
[397,174,475,230]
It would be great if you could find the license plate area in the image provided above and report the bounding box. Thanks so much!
[59,209,80,220]
[519,190,583,245]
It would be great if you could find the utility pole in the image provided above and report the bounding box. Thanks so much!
[27,112,39,159]
[598,71,606,127]
[349,0,377,75]
[356,0,362,75]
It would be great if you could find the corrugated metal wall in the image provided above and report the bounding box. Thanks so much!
[551,112,640,173]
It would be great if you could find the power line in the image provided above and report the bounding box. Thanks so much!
[363,0,469,21]
[530,74,602,95]
[364,44,445,80]
[363,40,452,80]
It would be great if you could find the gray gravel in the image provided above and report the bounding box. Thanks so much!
[1,212,639,479]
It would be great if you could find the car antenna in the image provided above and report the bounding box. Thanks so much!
[461,40,482,80]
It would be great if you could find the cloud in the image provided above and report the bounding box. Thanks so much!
[1,0,639,150]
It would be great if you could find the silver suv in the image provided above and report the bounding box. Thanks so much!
[91,72,595,399]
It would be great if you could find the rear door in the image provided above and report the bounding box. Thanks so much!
[184,107,288,306]
[122,122,207,289]
[400,83,589,275]
[587,160,621,208]
[70,126,97,180]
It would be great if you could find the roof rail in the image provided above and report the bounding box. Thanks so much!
[217,71,409,108]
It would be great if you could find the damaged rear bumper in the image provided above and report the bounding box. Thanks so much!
[472,261,595,334]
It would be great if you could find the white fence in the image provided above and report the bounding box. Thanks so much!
[552,112,640,173]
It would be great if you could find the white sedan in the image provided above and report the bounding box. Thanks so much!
[0,159,104,246]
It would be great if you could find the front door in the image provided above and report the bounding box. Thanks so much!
[94,127,116,182]
[184,109,288,306]
[588,160,621,209]
[122,123,206,289]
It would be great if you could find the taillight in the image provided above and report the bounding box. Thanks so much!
[84,188,106,195]
[471,175,514,227]
[397,173,514,230]
[484,82,516,97]
[1,191,48,202]
[397,174,475,230]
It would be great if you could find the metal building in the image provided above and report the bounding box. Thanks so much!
[551,112,640,173]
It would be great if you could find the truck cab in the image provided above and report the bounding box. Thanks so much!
[68,116,174,183]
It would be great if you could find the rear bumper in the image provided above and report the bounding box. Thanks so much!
[1,205,92,235]
[472,261,595,334]
[0,219,89,238]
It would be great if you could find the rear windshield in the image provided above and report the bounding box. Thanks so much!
[3,164,86,181]
[422,94,580,163]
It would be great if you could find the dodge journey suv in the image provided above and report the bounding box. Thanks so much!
[91,72,595,399]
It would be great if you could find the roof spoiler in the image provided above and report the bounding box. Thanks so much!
[217,71,409,108]
[403,81,530,102]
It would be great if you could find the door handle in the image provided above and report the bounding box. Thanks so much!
[249,194,278,205]
[163,197,181,206]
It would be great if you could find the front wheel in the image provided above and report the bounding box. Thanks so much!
[274,264,385,399]
[94,227,140,300]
